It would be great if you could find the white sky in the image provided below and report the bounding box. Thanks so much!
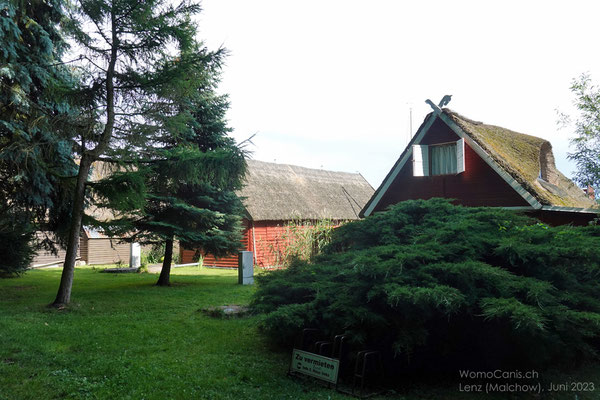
[196,0,600,188]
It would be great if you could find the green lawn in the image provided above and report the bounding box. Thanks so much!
[0,267,352,400]
[1,267,599,400]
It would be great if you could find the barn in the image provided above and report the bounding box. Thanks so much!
[31,232,80,267]
[30,229,132,267]
[361,101,598,225]
[180,159,375,268]
[79,228,131,265]
[31,161,135,267]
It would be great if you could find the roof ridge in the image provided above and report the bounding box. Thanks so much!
[240,159,375,220]
[443,108,483,125]
[246,158,364,177]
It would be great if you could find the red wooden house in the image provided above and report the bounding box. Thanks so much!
[180,159,375,268]
[360,101,598,225]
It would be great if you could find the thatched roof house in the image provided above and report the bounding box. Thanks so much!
[361,103,598,225]
[239,159,375,221]
[182,160,374,267]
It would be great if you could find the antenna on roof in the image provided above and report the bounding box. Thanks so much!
[406,101,413,144]
[438,95,452,107]
[409,105,413,138]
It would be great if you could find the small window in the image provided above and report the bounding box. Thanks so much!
[412,139,465,176]
[431,143,457,175]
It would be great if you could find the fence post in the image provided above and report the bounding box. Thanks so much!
[238,251,254,285]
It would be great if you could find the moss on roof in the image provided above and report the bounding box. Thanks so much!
[445,109,596,208]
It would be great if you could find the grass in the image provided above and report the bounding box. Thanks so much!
[1,266,600,400]
[0,266,350,400]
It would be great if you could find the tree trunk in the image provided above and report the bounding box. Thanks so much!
[52,157,92,306]
[52,8,118,306]
[156,237,174,286]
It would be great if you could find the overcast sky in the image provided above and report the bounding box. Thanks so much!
[195,0,600,188]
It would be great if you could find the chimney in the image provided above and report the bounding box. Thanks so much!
[584,185,595,200]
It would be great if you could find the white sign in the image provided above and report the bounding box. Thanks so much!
[290,349,339,384]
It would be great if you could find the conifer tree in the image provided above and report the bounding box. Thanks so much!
[0,0,77,275]
[52,0,211,305]
[144,91,246,287]
[96,64,247,286]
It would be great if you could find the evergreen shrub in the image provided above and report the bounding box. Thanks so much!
[0,210,35,277]
[251,199,600,371]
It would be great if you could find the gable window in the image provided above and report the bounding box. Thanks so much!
[431,143,457,175]
[413,138,465,176]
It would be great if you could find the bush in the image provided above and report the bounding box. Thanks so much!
[141,242,181,266]
[264,219,336,267]
[251,199,600,371]
[0,210,35,277]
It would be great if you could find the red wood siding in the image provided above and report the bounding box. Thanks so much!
[180,248,241,268]
[248,221,290,268]
[180,221,251,268]
[375,119,530,212]
[180,219,339,269]
[180,221,289,268]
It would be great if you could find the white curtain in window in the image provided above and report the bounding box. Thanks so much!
[431,144,457,175]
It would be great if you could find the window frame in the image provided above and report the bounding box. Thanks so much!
[412,138,465,177]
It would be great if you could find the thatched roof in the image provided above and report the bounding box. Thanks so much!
[238,160,374,221]
[445,109,597,209]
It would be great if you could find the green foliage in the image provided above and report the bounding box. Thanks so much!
[265,219,337,267]
[4,267,600,398]
[559,73,600,196]
[143,243,167,265]
[52,0,236,299]
[0,208,35,276]
[252,199,600,370]
[141,243,181,266]
[94,40,247,283]
[0,0,78,250]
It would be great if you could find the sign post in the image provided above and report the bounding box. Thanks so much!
[290,349,340,384]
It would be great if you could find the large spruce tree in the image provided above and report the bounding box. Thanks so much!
[95,60,247,286]
[0,0,77,275]
[52,0,212,305]
[142,90,246,287]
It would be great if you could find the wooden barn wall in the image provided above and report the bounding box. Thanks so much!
[80,236,88,263]
[86,239,130,265]
[249,220,322,268]
[375,118,530,212]
[31,232,79,266]
[248,221,345,268]
[180,219,339,268]
[180,220,251,268]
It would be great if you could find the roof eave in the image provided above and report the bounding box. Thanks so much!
[539,205,600,214]
[360,112,439,217]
